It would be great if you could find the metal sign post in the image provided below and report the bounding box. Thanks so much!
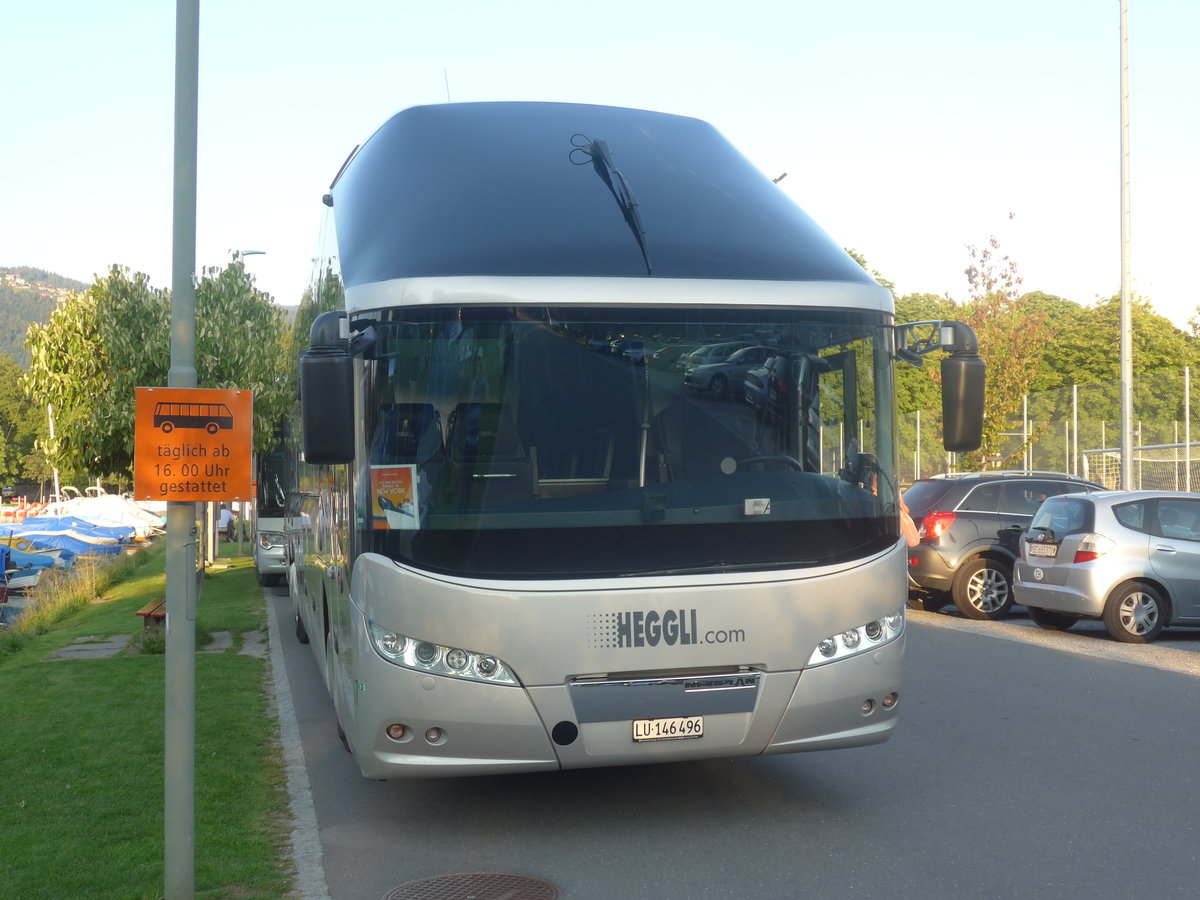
[166,2,199,895]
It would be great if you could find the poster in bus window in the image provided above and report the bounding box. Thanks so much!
[370,464,419,529]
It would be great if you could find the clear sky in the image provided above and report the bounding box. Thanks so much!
[3,1,1195,328]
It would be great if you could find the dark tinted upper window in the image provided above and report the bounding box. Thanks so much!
[334,103,876,285]
[1113,501,1148,534]
[959,482,1002,513]
[1154,499,1200,541]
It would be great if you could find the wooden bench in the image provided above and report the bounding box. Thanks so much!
[136,597,166,629]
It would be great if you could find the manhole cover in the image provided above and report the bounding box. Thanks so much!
[383,872,560,900]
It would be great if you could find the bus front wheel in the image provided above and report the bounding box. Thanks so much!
[160,422,174,434]
[205,422,219,434]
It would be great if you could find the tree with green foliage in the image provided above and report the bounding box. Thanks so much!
[285,263,345,377]
[955,236,1055,468]
[0,354,38,484]
[22,259,291,481]
[893,292,954,415]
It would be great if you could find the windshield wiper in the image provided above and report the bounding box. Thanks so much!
[620,561,812,577]
[571,134,653,275]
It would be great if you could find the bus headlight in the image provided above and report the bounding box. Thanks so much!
[368,621,520,685]
[806,608,905,668]
[258,531,285,549]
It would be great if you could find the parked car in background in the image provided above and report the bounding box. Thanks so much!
[677,340,755,371]
[651,343,700,368]
[904,471,1105,619]
[610,338,647,362]
[684,345,775,398]
[1015,490,1200,643]
[742,357,775,412]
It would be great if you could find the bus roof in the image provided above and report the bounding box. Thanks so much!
[329,102,878,289]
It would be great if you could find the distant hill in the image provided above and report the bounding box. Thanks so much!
[0,267,88,367]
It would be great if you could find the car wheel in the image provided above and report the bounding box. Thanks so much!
[1027,605,1078,631]
[952,558,1014,620]
[1103,583,1166,643]
[710,374,728,396]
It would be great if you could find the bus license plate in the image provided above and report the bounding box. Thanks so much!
[1028,543,1057,557]
[632,716,703,742]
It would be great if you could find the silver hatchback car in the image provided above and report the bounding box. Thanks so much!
[1014,490,1200,643]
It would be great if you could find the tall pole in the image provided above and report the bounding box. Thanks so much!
[47,404,61,500]
[1119,0,1134,490]
[166,1,199,896]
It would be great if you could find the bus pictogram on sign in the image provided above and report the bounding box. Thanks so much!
[152,400,235,435]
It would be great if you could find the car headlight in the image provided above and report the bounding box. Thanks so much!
[367,621,519,685]
[806,608,905,668]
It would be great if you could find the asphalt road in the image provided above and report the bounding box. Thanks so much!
[266,587,1200,900]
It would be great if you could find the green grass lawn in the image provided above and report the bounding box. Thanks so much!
[0,542,293,899]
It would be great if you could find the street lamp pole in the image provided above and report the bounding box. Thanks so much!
[1119,0,1134,490]
[231,250,264,559]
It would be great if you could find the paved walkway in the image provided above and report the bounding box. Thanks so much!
[48,630,268,660]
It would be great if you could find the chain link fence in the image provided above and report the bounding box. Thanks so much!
[898,367,1198,489]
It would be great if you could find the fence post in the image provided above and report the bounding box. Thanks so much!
[915,409,921,482]
[1186,367,1192,493]
[1072,383,1079,476]
[1023,394,1029,471]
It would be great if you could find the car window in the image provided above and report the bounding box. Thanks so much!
[902,480,954,513]
[1001,482,1055,516]
[1154,499,1200,541]
[959,482,1002,512]
[1113,500,1148,534]
[1030,497,1092,535]
[1035,481,1080,498]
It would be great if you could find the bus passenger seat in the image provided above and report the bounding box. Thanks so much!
[373,403,443,464]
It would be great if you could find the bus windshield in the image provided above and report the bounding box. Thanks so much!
[354,305,898,578]
[257,437,293,518]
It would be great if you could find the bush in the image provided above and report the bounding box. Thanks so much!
[0,543,160,655]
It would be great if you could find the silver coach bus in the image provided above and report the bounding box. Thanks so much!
[290,102,983,779]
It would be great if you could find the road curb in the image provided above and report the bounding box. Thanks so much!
[265,586,332,900]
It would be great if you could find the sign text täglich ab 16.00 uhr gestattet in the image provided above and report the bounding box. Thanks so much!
[133,387,252,502]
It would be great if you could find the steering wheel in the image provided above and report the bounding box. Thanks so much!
[726,454,804,473]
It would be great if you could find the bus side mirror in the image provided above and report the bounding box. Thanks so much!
[896,319,986,453]
[941,354,985,452]
[299,311,355,464]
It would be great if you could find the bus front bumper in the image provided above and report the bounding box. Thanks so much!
[349,630,904,779]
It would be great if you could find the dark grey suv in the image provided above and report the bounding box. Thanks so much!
[904,471,1105,620]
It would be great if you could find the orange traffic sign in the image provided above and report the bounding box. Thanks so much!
[133,387,253,502]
